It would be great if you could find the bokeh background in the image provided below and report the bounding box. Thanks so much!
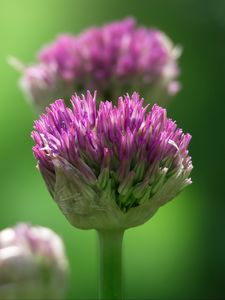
[0,0,225,298]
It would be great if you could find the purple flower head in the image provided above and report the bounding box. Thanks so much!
[18,17,180,112]
[32,91,192,230]
[0,223,68,299]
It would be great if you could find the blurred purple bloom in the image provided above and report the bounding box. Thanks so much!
[0,223,68,299]
[19,18,180,111]
[32,91,192,230]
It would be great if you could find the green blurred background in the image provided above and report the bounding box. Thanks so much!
[0,0,225,298]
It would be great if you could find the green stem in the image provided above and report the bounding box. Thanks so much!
[97,229,124,300]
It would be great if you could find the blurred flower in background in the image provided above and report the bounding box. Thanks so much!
[32,91,192,230]
[0,223,68,300]
[12,17,181,112]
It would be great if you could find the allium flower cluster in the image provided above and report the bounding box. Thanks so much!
[0,223,68,299]
[20,18,180,111]
[32,91,192,230]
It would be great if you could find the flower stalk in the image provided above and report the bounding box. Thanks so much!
[97,230,124,300]
[31,90,193,299]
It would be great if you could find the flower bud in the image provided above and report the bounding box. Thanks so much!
[0,223,68,299]
[32,91,192,230]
